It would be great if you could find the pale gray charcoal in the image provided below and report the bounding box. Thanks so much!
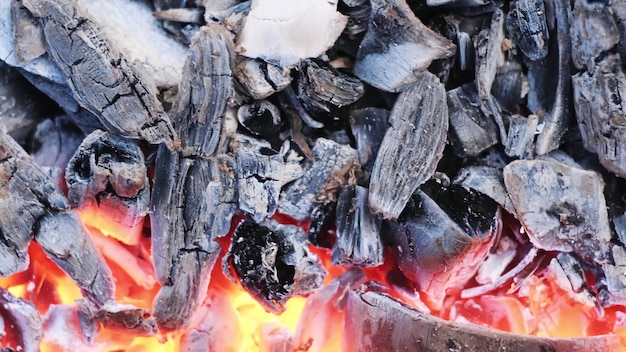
[385,182,500,309]
[236,140,304,222]
[233,58,292,100]
[224,219,326,314]
[278,138,357,221]
[602,245,626,306]
[368,72,448,220]
[571,0,620,71]
[349,107,389,172]
[505,114,539,158]
[447,83,499,158]
[474,9,504,99]
[573,54,626,178]
[505,0,549,61]
[453,165,516,215]
[23,0,178,149]
[612,0,626,62]
[353,0,455,92]
[491,56,526,114]
[533,0,572,155]
[11,0,45,65]
[332,185,383,267]
[173,24,234,158]
[503,159,612,264]
[547,252,599,309]
[0,288,42,352]
[237,100,284,138]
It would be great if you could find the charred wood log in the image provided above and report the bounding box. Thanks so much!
[368,72,448,220]
[225,219,326,314]
[505,0,549,61]
[0,288,42,352]
[23,0,178,148]
[353,0,455,92]
[503,159,612,264]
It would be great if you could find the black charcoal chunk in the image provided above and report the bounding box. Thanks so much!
[505,114,539,158]
[340,0,371,37]
[368,72,448,220]
[474,9,504,99]
[0,288,42,352]
[504,159,611,264]
[385,182,499,309]
[333,185,383,267]
[349,107,389,172]
[453,165,516,215]
[353,0,455,92]
[505,0,549,61]
[491,56,526,114]
[226,219,326,314]
[447,83,499,158]
[570,0,620,71]
[237,100,284,137]
[278,138,357,221]
[233,58,292,100]
[573,54,626,178]
[307,201,336,248]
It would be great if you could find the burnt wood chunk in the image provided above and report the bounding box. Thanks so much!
[353,0,455,92]
[23,0,178,148]
[173,24,234,158]
[386,182,500,309]
[491,57,525,114]
[350,107,389,172]
[77,300,157,338]
[474,9,504,99]
[333,185,383,267]
[454,166,516,215]
[447,83,499,158]
[226,219,326,314]
[0,288,42,352]
[278,138,357,221]
[602,245,626,305]
[503,159,611,264]
[571,0,620,71]
[505,0,549,61]
[343,291,622,352]
[237,140,303,222]
[10,0,45,65]
[573,54,626,178]
[547,253,598,308]
[233,58,292,100]
[368,72,448,220]
[296,59,364,111]
[505,114,539,158]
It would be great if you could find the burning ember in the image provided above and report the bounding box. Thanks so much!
[3,0,626,351]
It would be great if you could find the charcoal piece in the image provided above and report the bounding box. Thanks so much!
[332,185,383,267]
[505,0,549,61]
[77,300,157,337]
[172,24,234,158]
[236,140,304,222]
[233,58,292,100]
[533,0,572,155]
[340,0,370,37]
[505,114,539,158]
[447,83,499,158]
[548,252,598,308]
[353,0,455,92]
[573,54,626,178]
[0,288,42,352]
[344,290,622,352]
[386,182,500,309]
[571,0,620,71]
[279,85,324,129]
[368,72,448,220]
[602,245,626,304]
[23,0,178,148]
[11,0,45,64]
[503,159,611,264]
[237,100,284,137]
[226,219,326,313]
[349,107,389,171]
[307,201,336,248]
[296,59,364,112]
[612,1,626,62]
[474,9,504,99]
[278,138,357,221]
[491,56,525,114]
[474,236,518,285]
[453,165,516,215]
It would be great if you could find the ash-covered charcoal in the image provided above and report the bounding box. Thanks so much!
[532,0,572,155]
[491,56,526,114]
[237,100,284,138]
[340,0,371,37]
[453,165,516,215]
[307,201,336,248]
[474,236,518,285]
[447,83,499,158]
[23,0,178,148]
[353,0,455,92]
[505,0,549,61]
[236,140,304,222]
[150,146,236,329]
[570,0,620,72]
[369,72,448,220]
[385,182,500,309]
[547,252,599,309]
[474,9,504,100]
[601,245,626,305]
[573,54,626,178]
[503,159,612,264]
[0,288,42,352]
[332,185,383,267]
[226,219,327,313]
[505,114,539,158]
[10,0,45,65]
[278,138,357,221]
[349,107,389,172]
[235,0,347,67]
[344,290,622,352]
[233,58,292,100]
[173,24,234,158]
[76,300,157,337]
